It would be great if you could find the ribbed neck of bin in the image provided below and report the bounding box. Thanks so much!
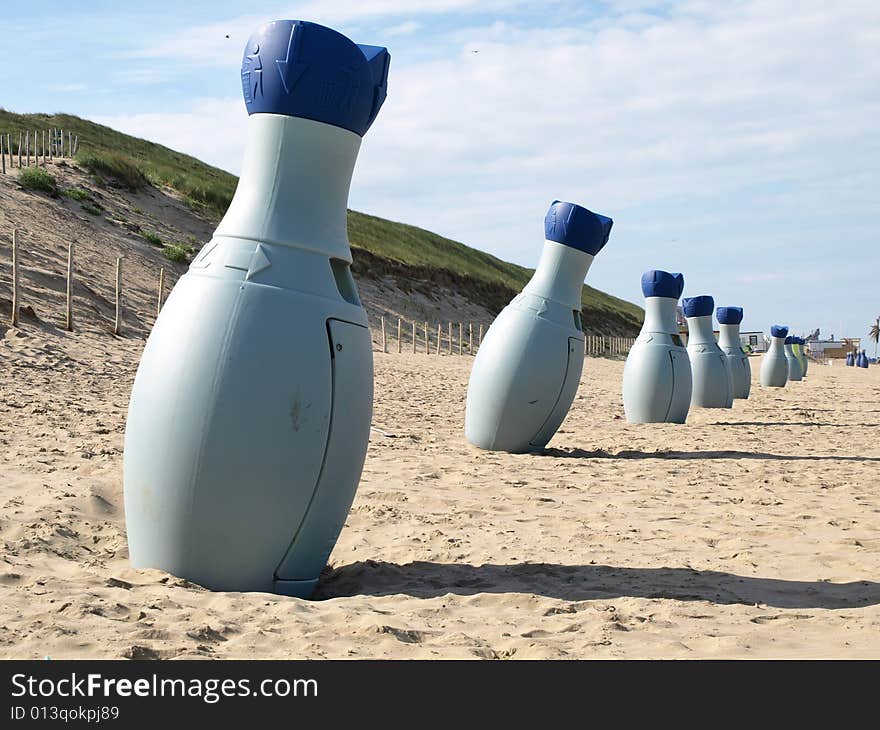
[523,240,593,310]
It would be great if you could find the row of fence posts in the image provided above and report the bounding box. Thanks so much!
[4,230,636,350]
[376,315,635,357]
[378,316,483,356]
[6,229,165,335]
[0,128,78,173]
[584,335,636,356]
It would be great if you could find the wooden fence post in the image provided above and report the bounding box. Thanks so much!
[380,316,386,353]
[157,267,165,317]
[41,130,46,165]
[65,242,73,331]
[478,324,484,348]
[114,257,122,336]
[424,321,429,355]
[468,323,473,354]
[0,134,4,174]
[411,321,416,354]
[397,318,402,354]
[68,131,72,158]
[25,131,29,167]
[458,322,463,355]
[448,322,453,355]
[73,135,79,156]
[18,132,22,168]
[11,229,19,326]
[435,324,441,355]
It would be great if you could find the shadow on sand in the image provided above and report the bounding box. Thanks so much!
[316,560,880,610]
[710,421,879,428]
[539,447,880,462]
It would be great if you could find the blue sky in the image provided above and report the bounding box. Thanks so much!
[1,1,878,340]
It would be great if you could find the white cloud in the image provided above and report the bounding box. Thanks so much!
[127,0,524,65]
[384,21,423,37]
[97,0,880,332]
[95,98,247,174]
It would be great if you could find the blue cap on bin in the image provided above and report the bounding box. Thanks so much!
[771,325,788,338]
[640,270,685,299]
[241,20,390,136]
[682,295,714,318]
[716,306,743,325]
[544,201,613,255]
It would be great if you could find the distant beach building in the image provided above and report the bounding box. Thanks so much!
[807,337,861,359]
[739,330,767,353]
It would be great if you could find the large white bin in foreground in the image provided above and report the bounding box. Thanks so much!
[465,201,613,453]
[124,20,390,597]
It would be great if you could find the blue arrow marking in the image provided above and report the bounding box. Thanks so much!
[277,23,309,94]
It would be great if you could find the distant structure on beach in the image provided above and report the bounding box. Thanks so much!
[807,337,861,359]
[739,330,767,353]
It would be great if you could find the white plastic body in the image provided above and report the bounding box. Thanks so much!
[622,296,692,423]
[686,314,733,408]
[124,115,373,598]
[465,240,590,452]
[718,323,751,399]
[760,335,789,387]
[794,344,808,377]
[785,343,803,381]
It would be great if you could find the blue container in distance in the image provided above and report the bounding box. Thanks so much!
[124,20,391,598]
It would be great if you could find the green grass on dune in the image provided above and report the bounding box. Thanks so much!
[0,110,237,215]
[0,109,643,329]
[347,210,643,327]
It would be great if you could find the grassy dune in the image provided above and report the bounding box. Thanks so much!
[0,110,643,332]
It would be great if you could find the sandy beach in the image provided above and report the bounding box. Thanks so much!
[1,321,878,660]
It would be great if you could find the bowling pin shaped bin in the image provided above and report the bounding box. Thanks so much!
[785,336,803,381]
[760,325,789,387]
[798,338,809,376]
[683,295,733,408]
[465,201,613,453]
[716,306,751,400]
[124,20,391,597]
[622,270,692,423]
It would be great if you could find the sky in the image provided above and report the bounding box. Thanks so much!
[1,1,878,340]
